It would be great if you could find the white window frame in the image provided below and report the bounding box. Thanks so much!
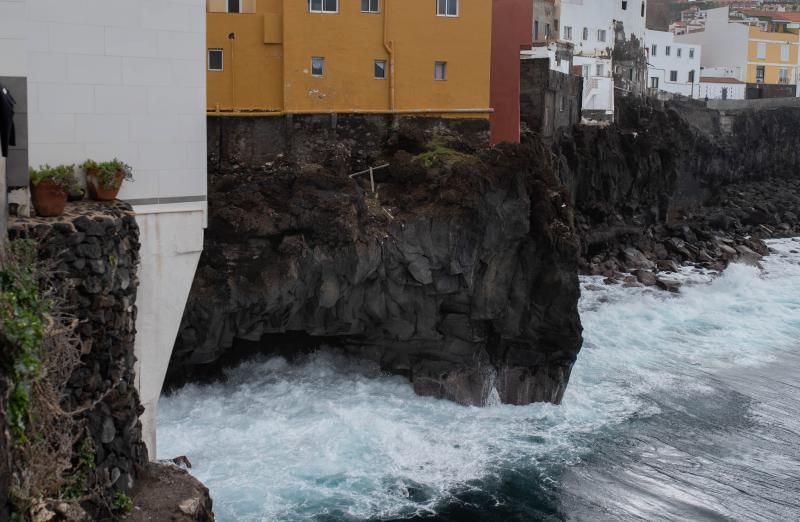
[374,59,387,79]
[436,0,459,17]
[564,26,572,40]
[311,56,325,76]
[582,27,589,40]
[677,47,682,58]
[596,63,604,76]
[597,29,607,42]
[665,45,671,56]
[651,44,657,56]
[757,42,767,60]
[781,44,790,62]
[361,0,380,13]
[689,48,695,59]
[208,49,223,71]
[651,76,659,89]
[434,61,447,81]
[669,70,678,82]
[309,0,338,14]
[226,0,241,13]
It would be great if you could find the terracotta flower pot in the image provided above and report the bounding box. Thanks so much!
[30,179,68,217]
[86,168,125,201]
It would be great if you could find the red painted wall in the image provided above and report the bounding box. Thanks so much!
[490,0,534,145]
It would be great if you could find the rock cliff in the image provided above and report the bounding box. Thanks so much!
[170,139,583,406]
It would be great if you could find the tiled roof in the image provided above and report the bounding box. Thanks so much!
[700,77,745,84]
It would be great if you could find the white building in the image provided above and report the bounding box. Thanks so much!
[0,0,207,457]
[676,7,750,82]
[559,0,648,120]
[699,77,746,100]
[646,30,702,97]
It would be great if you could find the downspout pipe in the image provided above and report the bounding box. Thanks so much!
[383,0,396,111]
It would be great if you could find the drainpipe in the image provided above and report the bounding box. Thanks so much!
[383,1,396,111]
[229,32,236,109]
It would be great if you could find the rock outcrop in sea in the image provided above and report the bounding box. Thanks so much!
[169,138,583,406]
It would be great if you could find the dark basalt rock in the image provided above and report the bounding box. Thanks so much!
[169,144,583,406]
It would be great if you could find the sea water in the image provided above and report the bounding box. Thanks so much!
[158,238,800,521]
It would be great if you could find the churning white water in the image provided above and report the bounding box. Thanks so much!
[158,239,800,521]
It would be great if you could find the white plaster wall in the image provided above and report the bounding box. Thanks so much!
[702,65,746,81]
[615,0,647,44]
[0,0,208,458]
[0,0,28,77]
[646,30,702,97]
[699,81,746,100]
[575,56,615,114]
[560,0,616,57]
[676,7,748,73]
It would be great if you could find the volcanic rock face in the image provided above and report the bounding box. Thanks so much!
[556,97,800,277]
[170,144,583,406]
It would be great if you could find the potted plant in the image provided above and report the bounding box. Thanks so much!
[82,159,134,201]
[29,164,76,217]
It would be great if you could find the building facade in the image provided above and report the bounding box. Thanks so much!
[0,0,208,457]
[559,0,648,121]
[646,29,702,97]
[207,0,493,118]
[677,7,799,98]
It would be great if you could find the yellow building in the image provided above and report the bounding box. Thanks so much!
[744,14,800,85]
[206,0,493,118]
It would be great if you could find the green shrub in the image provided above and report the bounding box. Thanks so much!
[28,165,77,191]
[414,146,478,169]
[81,159,134,189]
[112,491,133,515]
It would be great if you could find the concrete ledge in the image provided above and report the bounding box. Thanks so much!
[707,97,800,111]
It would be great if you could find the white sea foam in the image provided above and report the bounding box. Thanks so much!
[158,238,800,522]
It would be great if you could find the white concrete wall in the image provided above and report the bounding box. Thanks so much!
[676,7,749,73]
[0,0,28,77]
[615,0,647,44]
[646,30,702,97]
[560,0,616,57]
[702,65,746,82]
[0,0,207,458]
[699,81,746,100]
[575,56,615,116]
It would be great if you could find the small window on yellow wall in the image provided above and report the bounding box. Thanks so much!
[208,49,223,71]
[374,60,387,79]
[435,61,447,81]
[309,0,338,13]
[361,0,379,13]
[227,0,240,13]
[437,0,458,17]
[311,57,325,76]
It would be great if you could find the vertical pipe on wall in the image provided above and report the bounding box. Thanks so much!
[383,0,396,111]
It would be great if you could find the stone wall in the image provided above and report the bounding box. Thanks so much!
[208,114,490,172]
[7,202,148,500]
[519,58,582,140]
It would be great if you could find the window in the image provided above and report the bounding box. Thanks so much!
[665,46,671,56]
[559,95,565,112]
[689,48,695,59]
[435,61,447,80]
[374,59,386,79]
[641,1,645,17]
[781,44,790,62]
[651,76,659,89]
[436,0,458,16]
[564,26,572,40]
[311,56,325,76]
[554,19,559,31]
[361,0,379,12]
[622,0,628,10]
[227,0,240,13]
[756,65,765,83]
[688,70,695,83]
[583,27,589,40]
[651,44,657,56]
[757,42,767,60]
[309,0,338,13]
[582,65,589,78]
[534,21,539,40]
[677,47,682,58]
[779,67,789,84]
[596,63,604,76]
[597,29,606,42]
[669,70,677,82]
[545,23,551,38]
[208,49,223,71]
